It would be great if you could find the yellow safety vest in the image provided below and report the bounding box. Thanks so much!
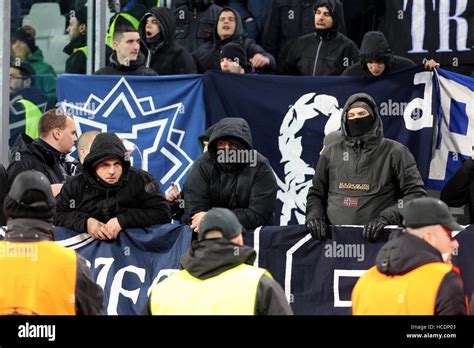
[106,13,140,48]
[150,263,272,315]
[73,46,88,58]
[0,241,77,315]
[352,262,453,315]
[16,99,42,140]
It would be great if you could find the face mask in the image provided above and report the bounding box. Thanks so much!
[346,116,374,137]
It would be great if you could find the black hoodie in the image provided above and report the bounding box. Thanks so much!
[192,7,276,73]
[306,93,427,225]
[54,133,171,234]
[182,118,277,229]
[370,232,467,315]
[143,238,293,315]
[283,0,358,76]
[94,51,158,76]
[342,31,416,77]
[139,7,197,75]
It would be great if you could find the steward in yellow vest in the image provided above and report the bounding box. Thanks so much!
[0,171,103,315]
[145,208,293,315]
[352,197,469,315]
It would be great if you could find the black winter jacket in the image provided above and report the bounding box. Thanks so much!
[173,0,222,53]
[192,7,275,73]
[182,118,277,229]
[306,93,427,225]
[0,164,7,226]
[94,52,158,76]
[139,7,197,75]
[342,31,415,77]
[54,133,171,233]
[143,238,293,315]
[7,135,75,189]
[374,231,467,315]
[440,159,474,224]
[63,34,87,74]
[5,218,104,315]
[263,0,346,72]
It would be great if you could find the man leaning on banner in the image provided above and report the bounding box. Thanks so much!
[54,133,171,240]
[305,93,427,241]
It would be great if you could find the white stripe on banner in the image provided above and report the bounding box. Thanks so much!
[333,269,368,308]
[55,233,93,249]
[253,226,262,267]
[285,233,312,304]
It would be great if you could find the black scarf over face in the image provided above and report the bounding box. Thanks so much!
[346,116,374,137]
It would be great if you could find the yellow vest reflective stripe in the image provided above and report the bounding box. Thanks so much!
[352,262,452,315]
[16,99,42,140]
[0,241,77,315]
[150,264,272,315]
[106,13,140,48]
[73,46,88,58]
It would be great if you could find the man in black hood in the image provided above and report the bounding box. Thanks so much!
[95,25,157,76]
[1,170,103,315]
[144,207,293,315]
[284,0,358,76]
[342,31,439,77]
[54,133,171,239]
[192,6,275,73]
[182,117,277,231]
[306,93,427,241]
[139,7,197,75]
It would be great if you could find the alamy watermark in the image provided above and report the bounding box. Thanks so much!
[324,241,365,262]
[0,242,38,262]
[217,148,257,167]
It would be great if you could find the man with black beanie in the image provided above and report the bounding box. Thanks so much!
[306,93,427,241]
[144,207,293,315]
[54,132,171,239]
[0,170,103,315]
[64,5,88,74]
[219,42,250,74]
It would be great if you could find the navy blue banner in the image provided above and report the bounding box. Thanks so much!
[244,225,474,315]
[204,67,436,225]
[57,74,205,195]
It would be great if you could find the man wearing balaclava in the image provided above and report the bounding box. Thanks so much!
[305,93,427,241]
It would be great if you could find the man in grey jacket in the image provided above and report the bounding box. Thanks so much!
[305,93,427,241]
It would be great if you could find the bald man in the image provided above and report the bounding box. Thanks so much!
[77,131,100,164]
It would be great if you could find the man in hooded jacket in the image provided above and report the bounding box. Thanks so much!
[139,7,197,75]
[192,6,275,73]
[54,133,171,239]
[182,117,277,231]
[284,0,358,76]
[305,93,427,241]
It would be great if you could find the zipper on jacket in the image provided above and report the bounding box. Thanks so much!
[355,140,361,174]
[312,36,323,76]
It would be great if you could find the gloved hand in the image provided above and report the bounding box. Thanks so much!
[306,217,327,240]
[363,216,388,241]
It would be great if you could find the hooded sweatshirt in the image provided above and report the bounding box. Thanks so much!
[94,51,158,76]
[192,7,276,73]
[25,47,57,104]
[182,117,277,229]
[342,31,416,77]
[353,232,468,315]
[143,238,293,315]
[139,7,197,75]
[54,133,171,233]
[284,0,359,76]
[306,93,427,225]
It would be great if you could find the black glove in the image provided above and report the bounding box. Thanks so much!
[306,217,327,240]
[363,216,388,241]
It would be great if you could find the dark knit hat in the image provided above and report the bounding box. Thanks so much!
[12,27,36,53]
[3,170,55,221]
[348,100,375,119]
[220,42,248,69]
[10,59,36,77]
[74,5,88,26]
[198,208,244,241]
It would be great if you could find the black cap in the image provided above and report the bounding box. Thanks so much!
[220,42,248,69]
[74,6,88,26]
[12,27,36,53]
[10,59,36,77]
[198,208,244,241]
[3,170,55,221]
[400,197,464,231]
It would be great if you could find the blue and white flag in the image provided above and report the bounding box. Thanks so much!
[428,69,474,190]
[57,74,205,193]
[204,67,436,225]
